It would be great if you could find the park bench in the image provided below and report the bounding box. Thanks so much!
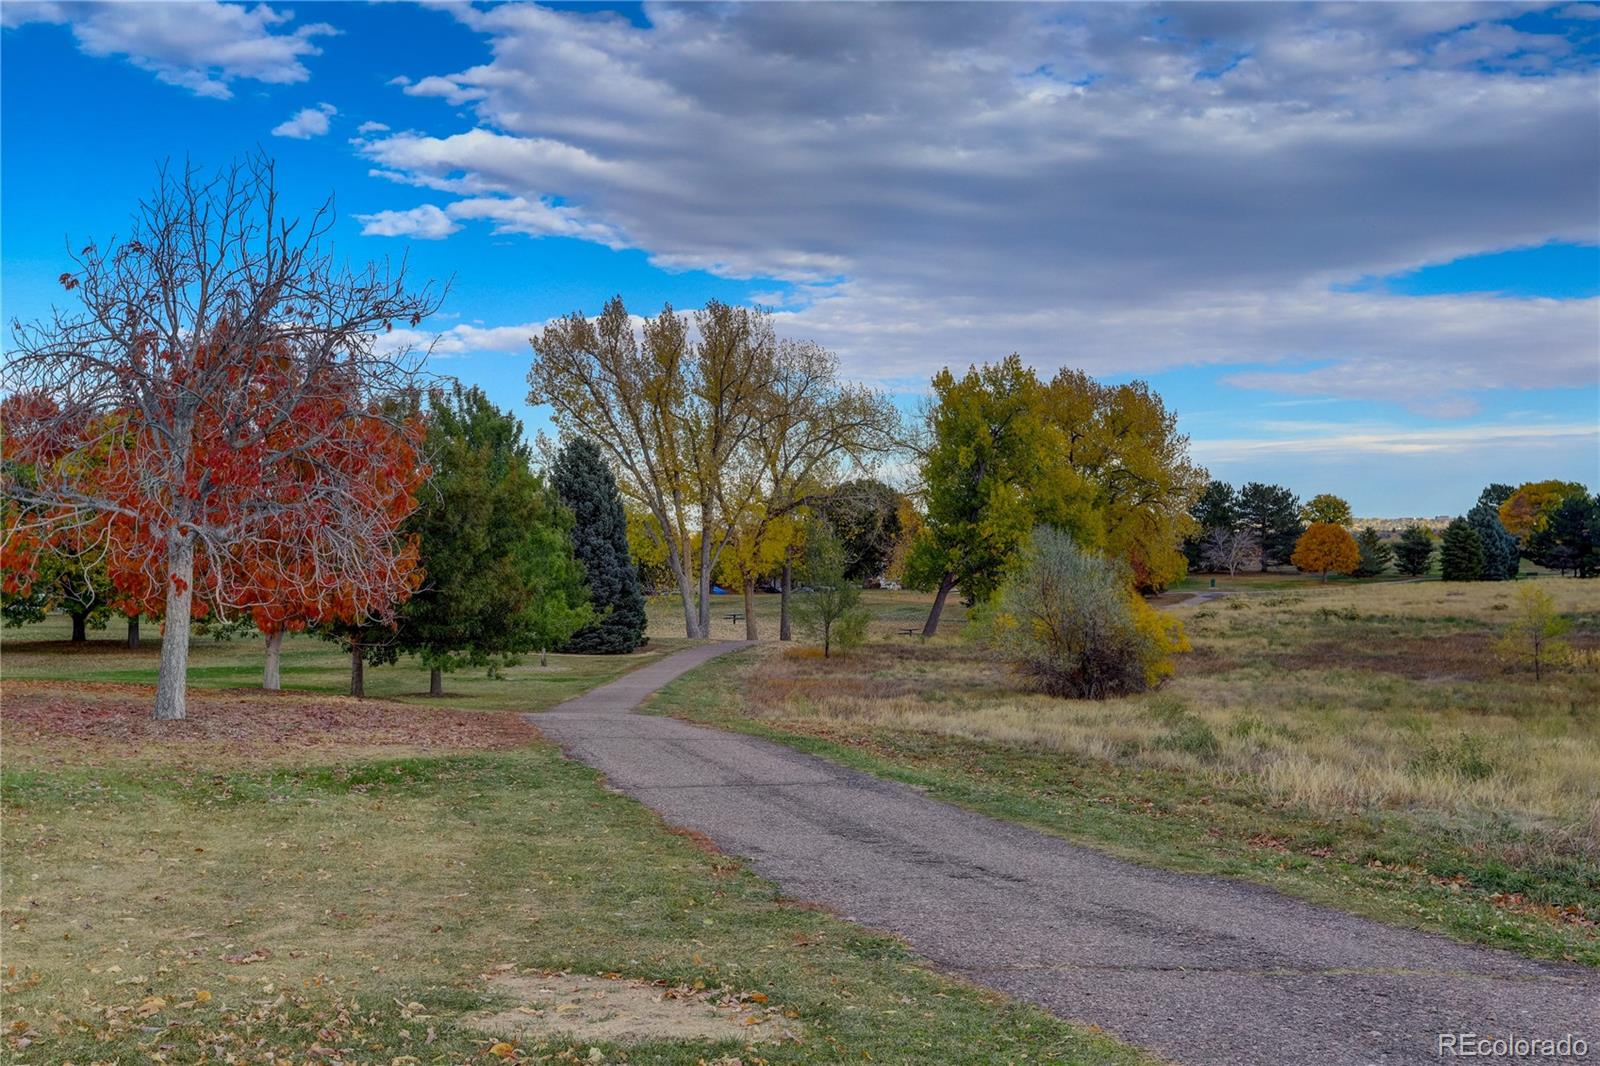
[726,612,744,624]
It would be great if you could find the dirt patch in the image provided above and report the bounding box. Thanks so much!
[0,680,538,766]
[1274,633,1600,683]
[469,972,800,1046]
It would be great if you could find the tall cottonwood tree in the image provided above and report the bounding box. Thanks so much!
[531,298,777,638]
[906,356,1047,636]
[530,299,893,639]
[2,156,438,719]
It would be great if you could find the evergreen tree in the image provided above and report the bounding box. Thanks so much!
[1527,492,1600,577]
[1440,518,1485,582]
[1236,482,1304,570]
[1467,486,1519,581]
[551,437,648,653]
[1353,526,1393,577]
[398,386,593,695]
[1183,480,1238,567]
[1393,525,1436,576]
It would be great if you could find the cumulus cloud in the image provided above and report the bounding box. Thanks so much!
[271,102,336,139]
[358,1,1599,412]
[355,203,460,239]
[356,120,390,135]
[2,0,336,99]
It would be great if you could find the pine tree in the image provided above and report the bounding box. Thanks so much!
[551,437,649,653]
[1237,482,1304,570]
[397,386,593,695]
[1440,518,1485,582]
[1394,525,1436,576]
[1467,486,1519,581]
[1353,526,1393,577]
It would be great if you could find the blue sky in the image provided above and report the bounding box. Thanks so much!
[4,1,1597,516]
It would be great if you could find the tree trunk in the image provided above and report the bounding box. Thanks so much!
[921,572,956,638]
[779,555,793,641]
[70,612,88,642]
[670,547,702,638]
[697,518,714,637]
[429,666,443,697]
[743,576,758,641]
[126,614,141,649]
[350,640,365,698]
[153,536,195,720]
[263,630,284,690]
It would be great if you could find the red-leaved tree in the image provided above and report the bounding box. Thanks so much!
[2,156,439,718]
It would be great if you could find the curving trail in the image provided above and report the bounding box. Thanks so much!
[531,642,1599,1065]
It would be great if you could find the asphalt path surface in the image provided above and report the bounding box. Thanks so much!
[532,642,1600,1065]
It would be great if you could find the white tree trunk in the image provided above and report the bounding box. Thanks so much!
[153,536,195,720]
[263,630,284,690]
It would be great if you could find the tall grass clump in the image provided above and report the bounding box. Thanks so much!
[979,526,1189,698]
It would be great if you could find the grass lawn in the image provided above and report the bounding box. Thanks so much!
[648,579,1600,967]
[0,612,1147,1064]
[1,613,688,713]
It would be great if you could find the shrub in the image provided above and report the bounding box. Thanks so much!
[980,526,1189,699]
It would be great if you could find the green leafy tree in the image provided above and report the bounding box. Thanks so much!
[1439,518,1485,582]
[1237,482,1304,570]
[1394,525,1436,576]
[399,386,592,695]
[550,437,648,653]
[1353,526,1393,577]
[1301,493,1353,526]
[1467,486,1519,581]
[0,542,113,641]
[792,522,870,657]
[907,356,1047,636]
[817,479,904,582]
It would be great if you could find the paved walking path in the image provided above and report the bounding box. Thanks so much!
[532,643,1600,1065]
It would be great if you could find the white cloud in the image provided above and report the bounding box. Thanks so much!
[3,0,336,99]
[357,2,1598,414]
[378,320,543,360]
[271,102,336,140]
[355,203,460,240]
[356,120,390,135]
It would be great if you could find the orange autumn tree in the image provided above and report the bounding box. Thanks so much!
[2,156,438,719]
[232,399,427,690]
[1291,522,1361,582]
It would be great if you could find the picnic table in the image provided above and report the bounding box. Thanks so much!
[899,627,919,637]
[726,612,744,624]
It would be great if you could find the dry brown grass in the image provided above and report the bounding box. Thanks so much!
[730,580,1600,848]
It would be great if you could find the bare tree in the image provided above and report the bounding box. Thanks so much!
[3,155,439,719]
[1200,528,1260,576]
